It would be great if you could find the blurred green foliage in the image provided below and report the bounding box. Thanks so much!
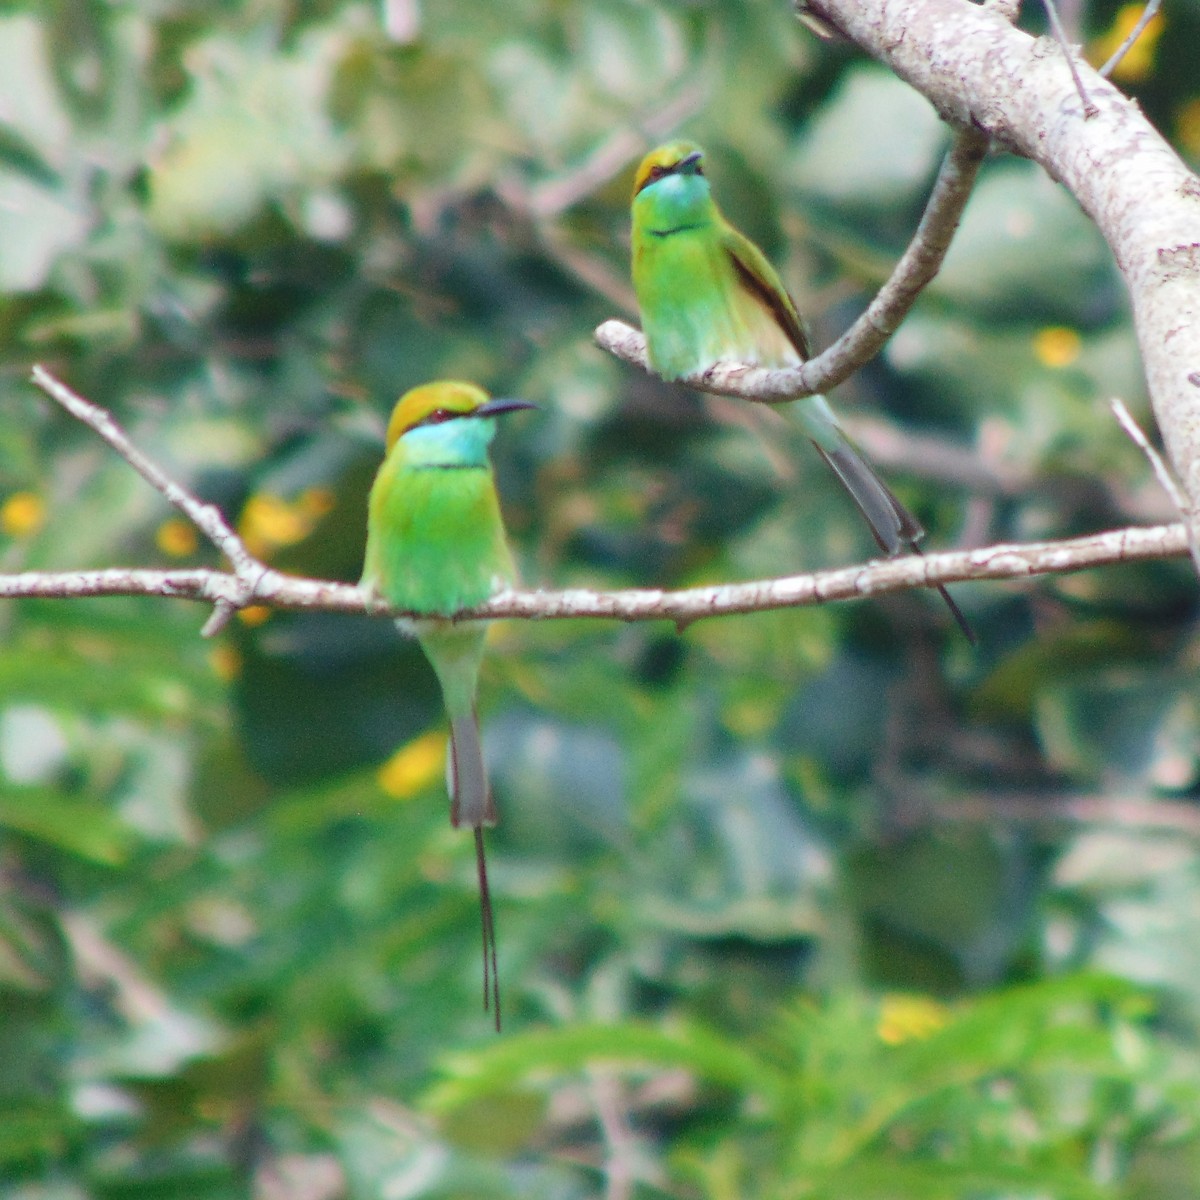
[2,0,1200,1197]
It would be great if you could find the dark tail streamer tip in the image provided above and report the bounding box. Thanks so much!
[475,828,501,1032]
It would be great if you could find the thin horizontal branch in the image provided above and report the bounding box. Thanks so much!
[595,125,990,404]
[14,368,1188,634]
[921,791,1200,839]
[1,522,1187,626]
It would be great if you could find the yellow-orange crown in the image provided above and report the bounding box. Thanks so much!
[632,140,705,199]
[384,381,490,452]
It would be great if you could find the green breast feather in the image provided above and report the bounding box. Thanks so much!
[362,458,516,615]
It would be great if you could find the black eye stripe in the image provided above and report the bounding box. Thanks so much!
[644,158,701,186]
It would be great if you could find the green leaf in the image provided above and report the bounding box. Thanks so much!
[0,788,134,865]
[424,1020,781,1116]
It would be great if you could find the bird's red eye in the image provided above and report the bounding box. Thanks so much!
[648,164,665,180]
[425,408,454,425]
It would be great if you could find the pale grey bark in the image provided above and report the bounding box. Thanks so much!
[809,0,1200,560]
[0,522,1186,625]
[599,0,1200,568]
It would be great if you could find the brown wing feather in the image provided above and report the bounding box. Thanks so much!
[723,234,811,360]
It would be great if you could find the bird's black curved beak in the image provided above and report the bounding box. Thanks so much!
[476,397,539,419]
[678,151,704,174]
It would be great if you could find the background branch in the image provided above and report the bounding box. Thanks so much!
[1098,0,1161,77]
[903,790,1200,840]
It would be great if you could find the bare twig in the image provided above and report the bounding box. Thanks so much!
[502,83,709,221]
[495,86,708,318]
[29,365,268,635]
[1040,0,1099,117]
[588,1069,643,1200]
[909,790,1200,839]
[1111,397,1189,517]
[61,912,173,1024]
[828,126,990,387]
[1097,0,1161,78]
[0,522,1188,624]
[595,126,990,404]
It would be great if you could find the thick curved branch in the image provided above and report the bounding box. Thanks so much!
[1,523,1187,625]
[595,126,989,403]
[805,0,1200,565]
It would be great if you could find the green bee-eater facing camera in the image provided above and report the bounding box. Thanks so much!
[361,380,536,1029]
[631,141,972,641]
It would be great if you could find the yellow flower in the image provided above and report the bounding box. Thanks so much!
[1177,98,1200,159]
[237,605,273,628]
[239,493,318,559]
[1089,3,1165,82]
[1032,326,1082,369]
[208,644,242,682]
[878,994,950,1045]
[378,731,447,799]
[1,491,46,538]
[300,487,334,517]
[156,517,199,558]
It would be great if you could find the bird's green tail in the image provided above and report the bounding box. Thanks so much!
[447,709,495,829]
[418,621,504,1027]
[812,439,924,558]
[793,399,975,644]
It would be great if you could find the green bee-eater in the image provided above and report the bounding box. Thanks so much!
[361,380,536,1028]
[631,141,971,641]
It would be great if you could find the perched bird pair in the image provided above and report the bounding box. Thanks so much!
[361,141,969,1029]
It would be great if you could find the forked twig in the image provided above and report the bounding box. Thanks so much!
[1040,0,1100,117]
[29,365,271,635]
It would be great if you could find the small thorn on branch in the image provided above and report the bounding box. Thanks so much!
[201,600,239,638]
